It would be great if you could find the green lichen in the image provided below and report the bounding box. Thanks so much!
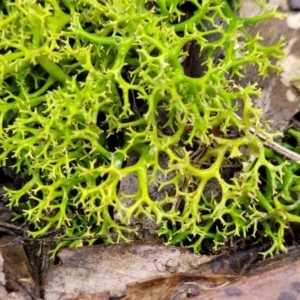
[0,0,297,256]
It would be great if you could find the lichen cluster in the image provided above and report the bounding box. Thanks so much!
[0,0,298,255]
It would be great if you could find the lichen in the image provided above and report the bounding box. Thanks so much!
[0,0,297,256]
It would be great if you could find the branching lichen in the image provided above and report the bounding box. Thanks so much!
[0,0,297,256]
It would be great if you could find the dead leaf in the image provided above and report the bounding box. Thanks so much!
[191,260,300,300]
[238,0,300,132]
[44,243,213,299]
[246,246,300,276]
[0,236,39,300]
[0,285,26,300]
[65,291,110,300]
[123,274,240,300]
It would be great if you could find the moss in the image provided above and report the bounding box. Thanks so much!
[0,0,297,256]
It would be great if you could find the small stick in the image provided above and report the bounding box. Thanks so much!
[251,126,300,164]
[233,112,300,164]
[0,233,112,248]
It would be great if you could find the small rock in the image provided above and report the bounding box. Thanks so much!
[288,0,300,10]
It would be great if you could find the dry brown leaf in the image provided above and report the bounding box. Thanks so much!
[0,236,39,300]
[123,274,240,300]
[44,243,213,299]
[65,291,110,300]
[246,246,300,276]
[238,0,300,132]
[0,286,27,300]
[1,256,26,300]
[192,260,300,300]
[45,242,288,300]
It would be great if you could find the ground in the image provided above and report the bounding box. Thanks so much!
[0,0,300,299]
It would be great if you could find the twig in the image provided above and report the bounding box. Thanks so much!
[197,161,242,168]
[0,236,24,248]
[0,233,111,248]
[16,279,40,300]
[260,135,300,163]
[233,112,300,164]
[0,221,27,235]
[250,125,300,164]
[190,146,206,163]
